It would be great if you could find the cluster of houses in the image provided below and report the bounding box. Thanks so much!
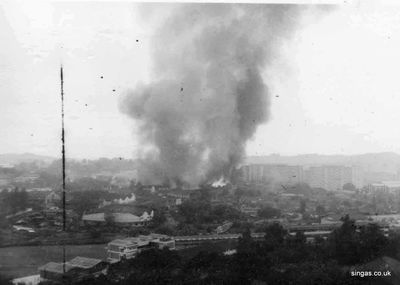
[13,234,176,285]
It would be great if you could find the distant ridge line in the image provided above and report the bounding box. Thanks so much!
[244,152,400,174]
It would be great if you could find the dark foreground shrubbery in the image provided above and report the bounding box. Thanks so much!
[39,216,400,285]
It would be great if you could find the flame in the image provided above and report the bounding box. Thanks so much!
[212,177,228,188]
[114,193,136,204]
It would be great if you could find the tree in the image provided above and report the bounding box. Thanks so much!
[237,227,252,252]
[3,188,29,213]
[264,222,287,249]
[343,183,356,191]
[358,223,388,262]
[234,228,269,284]
[126,248,182,285]
[289,183,313,196]
[0,274,12,285]
[258,206,281,219]
[330,215,359,264]
[151,210,167,228]
[316,205,326,216]
[299,199,306,214]
[104,211,115,230]
[211,204,240,222]
[178,200,212,224]
[294,231,306,244]
[68,190,103,216]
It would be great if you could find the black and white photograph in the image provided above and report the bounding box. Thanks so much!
[1,0,400,284]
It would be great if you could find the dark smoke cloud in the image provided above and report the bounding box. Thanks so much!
[121,4,310,187]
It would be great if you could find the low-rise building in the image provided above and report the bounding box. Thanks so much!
[14,173,39,183]
[150,234,176,250]
[68,256,107,277]
[107,234,175,263]
[12,274,41,285]
[82,211,154,227]
[216,221,233,234]
[39,257,107,283]
[107,238,139,263]
[241,164,304,186]
[39,262,77,283]
[45,191,61,209]
[366,181,400,194]
[240,205,260,217]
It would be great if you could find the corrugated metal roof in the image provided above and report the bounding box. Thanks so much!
[68,256,102,269]
[82,213,105,222]
[82,212,149,223]
[38,262,75,273]
[114,213,141,223]
[108,238,137,246]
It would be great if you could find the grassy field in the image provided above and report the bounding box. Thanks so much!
[0,244,107,279]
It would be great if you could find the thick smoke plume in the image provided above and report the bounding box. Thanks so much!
[121,4,304,187]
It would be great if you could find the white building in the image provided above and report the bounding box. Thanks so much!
[12,275,41,285]
[82,211,154,227]
[305,165,358,191]
[241,164,304,186]
[44,191,61,209]
[107,234,175,263]
[107,238,138,263]
[366,181,400,194]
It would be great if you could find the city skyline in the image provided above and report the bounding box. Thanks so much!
[2,3,400,284]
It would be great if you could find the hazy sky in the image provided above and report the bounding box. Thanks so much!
[1,1,400,159]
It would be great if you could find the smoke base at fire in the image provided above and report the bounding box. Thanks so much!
[120,4,317,187]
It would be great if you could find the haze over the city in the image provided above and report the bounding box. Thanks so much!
[2,1,400,159]
[4,3,400,285]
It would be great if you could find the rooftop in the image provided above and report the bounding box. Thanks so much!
[38,262,75,274]
[108,238,137,247]
[82,212,152,223]
[68,256,103,269]
[372,181,400,188]
[108,234,173,248]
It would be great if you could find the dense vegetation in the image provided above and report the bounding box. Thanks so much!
[0,188,29,214]
[53,216,399,285]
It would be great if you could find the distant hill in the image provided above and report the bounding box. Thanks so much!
[0,153,56,166]
[245,152,400,174]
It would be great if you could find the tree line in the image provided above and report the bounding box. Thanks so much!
[48,215,400,285]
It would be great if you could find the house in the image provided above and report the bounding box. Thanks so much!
[106,235,156,263]
[82,211,154,227]
[39,262,77,283]
[12,274,41,285]
[27,188,52,202]
[111,170,138,188]
[240,205,260,217]
[68,256,107,277]
[0,173,11,186]
[107,234,175,263]
[216,221,233,234]
[107,238,138,263]
[14,173,39,183]
[149,234,176,250]
[39,257,107,283]
[45,191,61,209]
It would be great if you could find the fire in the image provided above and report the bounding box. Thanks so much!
[212,177,228,188]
